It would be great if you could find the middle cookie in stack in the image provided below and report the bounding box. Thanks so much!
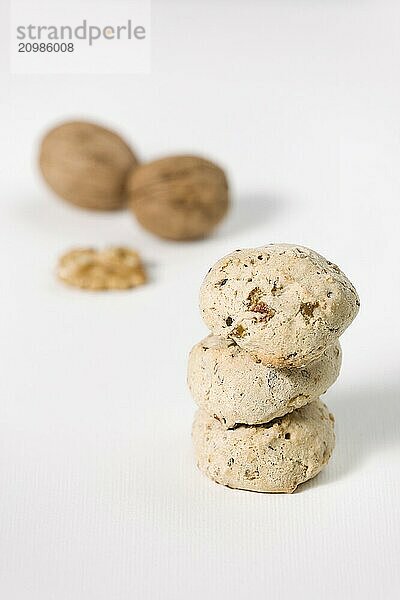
[188,335,341,429]
[188,243,360,493]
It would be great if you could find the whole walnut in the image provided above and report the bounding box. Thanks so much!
[127,155,229,240]
[39,121,138,210]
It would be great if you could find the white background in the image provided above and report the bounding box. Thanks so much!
[1,1,400,599]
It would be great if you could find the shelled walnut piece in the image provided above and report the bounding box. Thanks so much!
[39,121,138,210]
[57,247,147,291]
[127,155,229,240]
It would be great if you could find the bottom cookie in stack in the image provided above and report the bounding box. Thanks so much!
[192,400,335,494]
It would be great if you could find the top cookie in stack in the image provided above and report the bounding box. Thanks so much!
[199,244,359,368]
[189,244,359,493]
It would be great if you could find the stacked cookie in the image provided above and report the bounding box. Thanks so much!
[188,244,359,493]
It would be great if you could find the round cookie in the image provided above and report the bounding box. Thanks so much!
[192,400,335,493]
[200,244,359,367]
[188,335,341,428]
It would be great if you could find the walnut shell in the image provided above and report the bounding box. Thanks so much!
[127,155,229,240]
[39,121,138,210]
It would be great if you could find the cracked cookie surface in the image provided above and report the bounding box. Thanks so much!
[200,244,359,367]
[192,400,335,493]
[188,335,341,428]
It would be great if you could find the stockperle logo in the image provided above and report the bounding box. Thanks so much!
[10,0,151,74]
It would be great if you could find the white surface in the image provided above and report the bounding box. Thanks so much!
[1,1,400,598]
